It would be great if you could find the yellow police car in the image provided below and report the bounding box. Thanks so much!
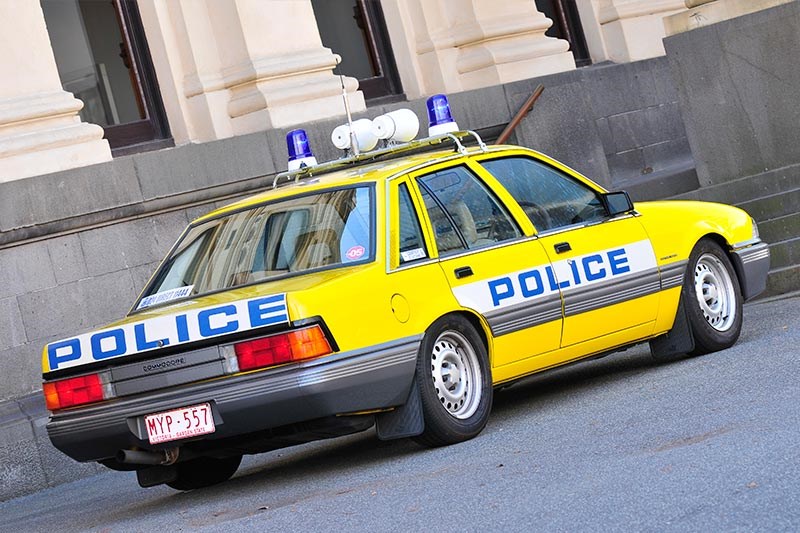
[42,95,770,490]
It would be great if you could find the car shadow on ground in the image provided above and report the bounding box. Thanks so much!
[72,337,747,529]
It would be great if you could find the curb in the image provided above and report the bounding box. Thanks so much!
[0,393,102,502]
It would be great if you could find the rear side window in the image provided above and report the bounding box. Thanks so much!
[417,165,520,255]
[398,183,429,264]
[137,186,374,309]
[481,156,606,231]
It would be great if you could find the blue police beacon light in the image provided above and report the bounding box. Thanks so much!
[286,129,318,171]
[426,94,459,136]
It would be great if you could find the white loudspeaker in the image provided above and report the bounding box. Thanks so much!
[372,108,419,143]
[330,118,378,152]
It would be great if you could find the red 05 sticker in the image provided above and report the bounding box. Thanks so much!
[345,245,366,260]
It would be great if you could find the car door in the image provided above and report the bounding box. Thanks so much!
[478,153,660,348]
[405,160,563,377]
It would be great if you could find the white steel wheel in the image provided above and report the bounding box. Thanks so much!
[430,331,482,420]
[414,315,492,447]
[683,238,743,356]
[693,252,737,332]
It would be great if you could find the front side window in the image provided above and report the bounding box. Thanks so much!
[137,186,374,309]
[417,165,520,256]
[481,156,606,232]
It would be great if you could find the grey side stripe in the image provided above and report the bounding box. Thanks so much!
[564,268,661,317]
[660,260,688,290]
[484,293,563,336]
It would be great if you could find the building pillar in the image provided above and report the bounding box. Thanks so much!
[664,0,795,36]
[139,0,364,143]
[597,0,687,62]
[382,0,574,98]
[0,2,111,182]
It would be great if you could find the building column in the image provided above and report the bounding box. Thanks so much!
[0,2,111,182]
[139,0,364,143]
[596,0,687,62]
[382,0,574,98]
[664,0,795,36]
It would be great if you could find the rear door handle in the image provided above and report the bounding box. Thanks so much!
[554,242,571,254]
[454,266,473,279]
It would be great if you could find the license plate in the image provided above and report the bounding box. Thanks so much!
[145,403,215,444]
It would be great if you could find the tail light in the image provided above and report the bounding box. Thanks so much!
[43,372,114,411]
[223,325,333,373]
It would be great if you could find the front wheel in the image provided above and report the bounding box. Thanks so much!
[684,238,743,355]
[414,315,492,447]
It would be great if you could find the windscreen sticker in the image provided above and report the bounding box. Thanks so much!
[345,245,366,261]
[46,293,288,372]
[452,240,657,313]
[136,285,195,310]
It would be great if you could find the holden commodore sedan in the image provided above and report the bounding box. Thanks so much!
[42,111,769,490]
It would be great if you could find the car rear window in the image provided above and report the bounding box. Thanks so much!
[136,186,373,309]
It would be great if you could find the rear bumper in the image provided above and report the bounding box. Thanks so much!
[47,336,420,462]
[731,241,770,301]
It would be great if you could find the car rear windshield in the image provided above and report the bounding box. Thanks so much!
[135,186,373,310]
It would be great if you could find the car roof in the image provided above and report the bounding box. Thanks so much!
[194,143,499,223]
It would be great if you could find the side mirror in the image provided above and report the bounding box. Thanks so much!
[602,191,634,217]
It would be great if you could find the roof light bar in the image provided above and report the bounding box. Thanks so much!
[276,93,487,188]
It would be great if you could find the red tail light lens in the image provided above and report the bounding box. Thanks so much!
[234,325,333,372]
[43,373,109,411]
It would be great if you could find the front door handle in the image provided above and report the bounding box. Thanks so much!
[554,242,571,254]
[454,266,473,279]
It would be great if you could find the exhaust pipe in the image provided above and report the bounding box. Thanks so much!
[117,447,179,466]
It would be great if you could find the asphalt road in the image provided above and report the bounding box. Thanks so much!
[3,294,799,533]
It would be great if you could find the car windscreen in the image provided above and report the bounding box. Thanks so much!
[135,186,374,310]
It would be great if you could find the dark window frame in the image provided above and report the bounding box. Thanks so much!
[106,0,171,154]
[354,0,403,102]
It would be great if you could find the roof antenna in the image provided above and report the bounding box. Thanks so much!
[340,75,360,156]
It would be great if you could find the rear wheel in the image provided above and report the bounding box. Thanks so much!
[685,238,743,355]
[166,455,242,491]
[414,315,492,447]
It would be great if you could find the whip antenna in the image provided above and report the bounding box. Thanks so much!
[340,75,359,155]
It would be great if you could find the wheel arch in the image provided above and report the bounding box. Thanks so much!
[694,232,747,294]
[429,309,492,365]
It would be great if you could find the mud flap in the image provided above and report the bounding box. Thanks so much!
[650,295,695,360]
[136,465,177,488]
[375,377,424,440]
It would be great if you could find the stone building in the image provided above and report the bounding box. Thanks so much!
[1,0,798,500]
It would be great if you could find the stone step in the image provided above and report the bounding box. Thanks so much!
[758,212,800,245]
[671,164,800,204]
[768,236,800,270]
[736,188,800,222]
[624,163,699,202]
[761,263,800,299]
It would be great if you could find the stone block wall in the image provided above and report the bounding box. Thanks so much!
[664,1,800,297]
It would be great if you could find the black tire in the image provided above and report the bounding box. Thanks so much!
[684,238,743,355]
[166,455,242,491]
[413,315,492,447]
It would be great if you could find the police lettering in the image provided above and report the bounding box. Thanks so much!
[488,248,630,307]
[47,294,288,371]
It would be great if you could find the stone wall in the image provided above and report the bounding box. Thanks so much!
[664,1,800,295]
